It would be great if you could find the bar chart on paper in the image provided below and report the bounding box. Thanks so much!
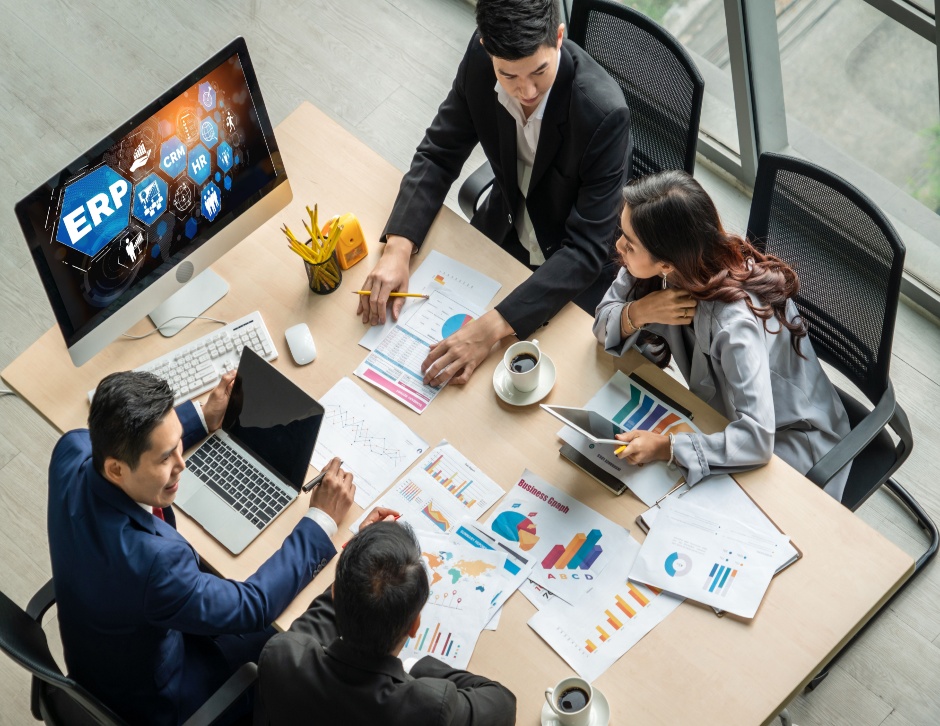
[528,542,684,682]
[541,530,604,571]
[417,444,505,517]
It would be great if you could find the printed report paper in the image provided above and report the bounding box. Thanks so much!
[481,469,632,604]
[349,442,504,536]
[359,250,502,350]
[630,497,790,618]
[311,377,429,508]
[529,535,683,682]
[355,291,481,413]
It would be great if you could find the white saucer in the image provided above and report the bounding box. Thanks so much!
[540,686,610,726]
[493,353,556,406]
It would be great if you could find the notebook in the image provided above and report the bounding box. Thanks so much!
[175,347,324,554]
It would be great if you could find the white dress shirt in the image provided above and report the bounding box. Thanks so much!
[494,51,560,266]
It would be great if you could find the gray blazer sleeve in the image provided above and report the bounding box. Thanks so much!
[409,656,516,726]
[593,267,642,355]
[673,311,776,485]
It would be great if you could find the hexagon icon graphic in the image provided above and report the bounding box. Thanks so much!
[198,82,216,111]
[199,116,219,149]
[55,165,131,258]
[159,136,188,178]
[201,182,222,222]
[132,173,168,225]
[216,141,233,173]
[187,144,212,185]
[170,177,198,215]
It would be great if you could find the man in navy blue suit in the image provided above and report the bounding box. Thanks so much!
[47,370,375,725]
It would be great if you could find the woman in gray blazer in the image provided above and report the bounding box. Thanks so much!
[593,171,851,500]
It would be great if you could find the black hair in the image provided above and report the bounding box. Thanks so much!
[476,0,561,60]
[619,170,807,366]
[88,371,175,473]
[333,522,430,657]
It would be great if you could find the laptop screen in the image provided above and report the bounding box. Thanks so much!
[221,347,324,489]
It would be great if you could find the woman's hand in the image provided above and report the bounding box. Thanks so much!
[614,430,670,466]
[630,289,697,327]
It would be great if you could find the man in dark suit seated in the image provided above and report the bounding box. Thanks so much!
[256,522,516,725]
[357,0,632,388]
[47,371,358,725]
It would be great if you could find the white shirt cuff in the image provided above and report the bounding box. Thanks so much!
[304,507,338,538]
[192,400,209,434]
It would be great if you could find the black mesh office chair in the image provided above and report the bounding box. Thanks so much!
[457,0,705,218]
[0,579,258,725]
[746,152,938,688]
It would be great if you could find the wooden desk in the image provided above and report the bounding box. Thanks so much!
[3,102,913,726]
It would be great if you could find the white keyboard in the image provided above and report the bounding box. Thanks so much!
[88,312,278,407]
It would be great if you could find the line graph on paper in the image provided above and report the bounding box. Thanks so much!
[324,405,411,466]
[311,378,429,508]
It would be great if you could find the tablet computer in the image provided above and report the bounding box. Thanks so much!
[540,405,626,446]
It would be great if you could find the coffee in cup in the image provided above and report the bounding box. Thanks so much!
[503,339,541,393]
[544,676,593,726]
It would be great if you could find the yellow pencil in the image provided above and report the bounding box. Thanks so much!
[614,444,627,455]
[352,291,430,299]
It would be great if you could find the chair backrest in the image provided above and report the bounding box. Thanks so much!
[746,152,906,404]
[567,0,704,179]
[0,588,127,725]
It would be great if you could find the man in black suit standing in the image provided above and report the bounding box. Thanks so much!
[255,521,516,725]
[358,0,631,386]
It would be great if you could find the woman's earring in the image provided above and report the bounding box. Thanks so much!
[662,272,668,290]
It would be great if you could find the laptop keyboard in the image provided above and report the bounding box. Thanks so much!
[186,437,294,530]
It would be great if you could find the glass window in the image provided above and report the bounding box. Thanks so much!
[620,1,740,154]
[777,0,940,286]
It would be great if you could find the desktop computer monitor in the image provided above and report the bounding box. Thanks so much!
[14,37,291,366]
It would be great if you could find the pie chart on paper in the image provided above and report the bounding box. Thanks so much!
[441,313,474,338]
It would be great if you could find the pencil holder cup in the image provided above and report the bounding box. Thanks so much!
[304,246,343,295]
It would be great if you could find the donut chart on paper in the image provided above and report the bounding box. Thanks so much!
[664,551,693,577]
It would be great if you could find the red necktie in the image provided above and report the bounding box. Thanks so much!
[152,507,165,522]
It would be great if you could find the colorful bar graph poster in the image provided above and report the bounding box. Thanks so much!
[629,498,789,618]
[528,536,684,682]
[349,442,504,536]
[556,371,701,506]
[398,532,504,669]
[482,469,633,605]
[311,377,429,508]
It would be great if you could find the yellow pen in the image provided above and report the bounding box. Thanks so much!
[614,444,627,455]
[352,291,430,299]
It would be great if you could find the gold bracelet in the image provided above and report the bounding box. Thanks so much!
[623,301,643,334]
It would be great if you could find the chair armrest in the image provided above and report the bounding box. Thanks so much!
[805,383,897,488]
[457,161,495,220]
[182,662,257,726]
[26,579,56,621]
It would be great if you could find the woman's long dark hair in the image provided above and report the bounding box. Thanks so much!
[623,171,807,366]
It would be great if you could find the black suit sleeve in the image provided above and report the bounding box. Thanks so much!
[381,38,481,248]
[285,586,340,644]
[494,105,631,338]
[409,655,516,726]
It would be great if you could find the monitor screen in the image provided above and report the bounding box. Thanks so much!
[15,37,288,365]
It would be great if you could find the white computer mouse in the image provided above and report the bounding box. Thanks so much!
[284,323,317,365]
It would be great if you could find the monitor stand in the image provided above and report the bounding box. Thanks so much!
[148,268,229,337]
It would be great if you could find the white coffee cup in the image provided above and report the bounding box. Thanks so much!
[503,339,541,393]
[544,676,593,726]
